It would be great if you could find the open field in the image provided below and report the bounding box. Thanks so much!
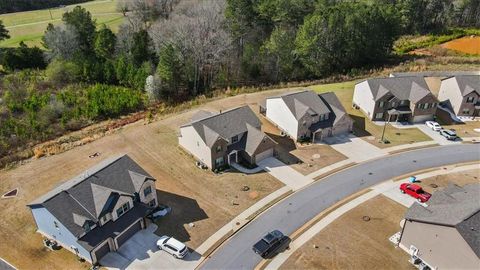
[0,0,123,47]
[280,195,411,270]
[441,36,480,55]
[310,82,432,148]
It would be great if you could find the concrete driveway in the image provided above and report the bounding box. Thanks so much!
[321,134,385,162]
[416,125,462,145]
[257,157,313,190]
[100,224,201,270]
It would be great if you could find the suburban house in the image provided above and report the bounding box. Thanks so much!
[438,75,480,117]
[178,106,276,170]
[398,183,480,270]
[27,155,158,265]
[261,90,353,142]
[353,77,438,123]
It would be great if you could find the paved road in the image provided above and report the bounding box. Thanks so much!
[200,144,480,270]
[0,258,15,270]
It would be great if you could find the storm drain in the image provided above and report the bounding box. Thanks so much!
[2,188,18,199]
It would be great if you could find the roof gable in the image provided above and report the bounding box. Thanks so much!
[365,77,432,102]
[278,90,330,120]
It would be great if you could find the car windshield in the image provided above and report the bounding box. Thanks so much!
[444,130,455,135]
[164,237,171,244]
[263,233,276,244]
[179,246,187,253]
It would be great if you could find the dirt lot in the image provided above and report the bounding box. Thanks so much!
[412,168,479,194]
[441,36,480,55]
[0,90,293,269]
[281,195,412,270]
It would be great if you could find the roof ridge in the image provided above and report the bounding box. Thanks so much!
[189,106,249,125]
[65,191,97,222]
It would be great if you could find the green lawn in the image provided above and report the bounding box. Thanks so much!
[0,0,124,47]
[311,81,431,148]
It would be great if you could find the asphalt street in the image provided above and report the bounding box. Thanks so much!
[200,144,480,270]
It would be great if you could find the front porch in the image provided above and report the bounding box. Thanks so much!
[387,107,412,123]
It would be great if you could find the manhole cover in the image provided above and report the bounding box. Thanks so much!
[312,154,321,159]
[430,184,438,188]
[362,216,371,222]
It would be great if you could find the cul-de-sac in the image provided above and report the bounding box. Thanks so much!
[0,1,479,270]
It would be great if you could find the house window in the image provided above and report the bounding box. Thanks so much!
[417,103,425,109]
[148,199,156,207]
[324,113,329,120]
[102,216,107,223]
[375,112,384,119]
[215,157,224,167]
[231,135,238,143]
[391,102,396,108]
[54,221,59,230]
[466,97,475,103]
[143,186,152,197]
[425,103,430,109]
[319,115,324,121]
[379,101,385,108]
[116,202,130,217]
[83,222,91,233]
[400,100,408,106]
[463,108,470,115]
[216,145,222,153]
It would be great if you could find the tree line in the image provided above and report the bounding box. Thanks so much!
[0,0,479,160]
[0,0,91,14]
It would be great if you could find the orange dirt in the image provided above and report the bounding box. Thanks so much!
[441,36,480,55]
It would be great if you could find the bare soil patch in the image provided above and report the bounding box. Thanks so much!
[281,195,412,270]
[0,110,283,270]
[413,168,479,194]
[441,36,480,55]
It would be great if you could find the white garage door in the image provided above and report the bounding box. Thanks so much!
[255,149,273,163]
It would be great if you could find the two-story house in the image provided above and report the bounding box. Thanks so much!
[27,155,158,265]
[353,77,438,123]
[399,183,480,270]
[262,90,353,142]
[178,106,276,170]
[438,75,479,117]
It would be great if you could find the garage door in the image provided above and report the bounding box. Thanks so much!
[115,220,142,247]
[94,241,111,263]
[255,149,273,163]
[412,114,433,123]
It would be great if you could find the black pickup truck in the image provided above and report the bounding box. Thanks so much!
[252,230,286,258]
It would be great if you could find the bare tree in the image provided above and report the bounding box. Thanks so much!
[42,24,80,61]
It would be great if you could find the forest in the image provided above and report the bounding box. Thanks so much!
[0,0,479,160]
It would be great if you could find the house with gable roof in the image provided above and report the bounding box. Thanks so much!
[399,183,480,269]
[262,90,353,142]
[178,106,276,170]
[27,155,158,264]
[438,75,480,117]
[353,77,438,123]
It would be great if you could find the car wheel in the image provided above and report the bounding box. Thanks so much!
[173,254,179,259]
[157,246,162,250]
[400,189,405,194]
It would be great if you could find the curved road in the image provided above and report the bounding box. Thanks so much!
[200,144,480,270]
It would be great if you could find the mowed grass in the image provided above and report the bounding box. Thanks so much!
[311,81,431,148]
[0,0,123,47]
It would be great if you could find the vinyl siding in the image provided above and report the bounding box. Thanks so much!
[30,206,91,262]
[139,180,158,207]
[353,81,376,120]
[266,98,299,139]
[179,125,213,168]
[400,220,480,269]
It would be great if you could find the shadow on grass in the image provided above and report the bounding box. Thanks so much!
[154,190,208,243]
[266,133,302,165]
[350,114,372,138]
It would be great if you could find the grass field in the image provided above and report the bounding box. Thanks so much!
[311,81,432,148]
[0,0,123,47]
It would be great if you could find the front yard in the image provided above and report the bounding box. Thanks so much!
[280,195,412,270]
[311,82,432,148]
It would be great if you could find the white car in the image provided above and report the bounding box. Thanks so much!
[425,121,441,131]
[157,236,188,259]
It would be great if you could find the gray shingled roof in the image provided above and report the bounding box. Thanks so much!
[185,106,262,147]
[391,71,480,77]
[318,92,351,126]
[28,155,155,239]
[447,75,480,96]
[405,183,480,258]
[270,90,330,120]
[364,77,432,102]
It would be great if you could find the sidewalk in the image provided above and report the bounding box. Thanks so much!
[258,158,313,190]
[265,163,480,269]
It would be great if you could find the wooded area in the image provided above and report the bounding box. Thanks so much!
[0,0,479,160]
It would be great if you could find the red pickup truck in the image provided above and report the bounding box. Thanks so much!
[399,183,431,203]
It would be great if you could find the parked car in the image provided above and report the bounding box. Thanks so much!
[439,129,458,140]
[400,183,431,203]
[252,230,286,258]
[157,236,188,259]
[425,121,441,131]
